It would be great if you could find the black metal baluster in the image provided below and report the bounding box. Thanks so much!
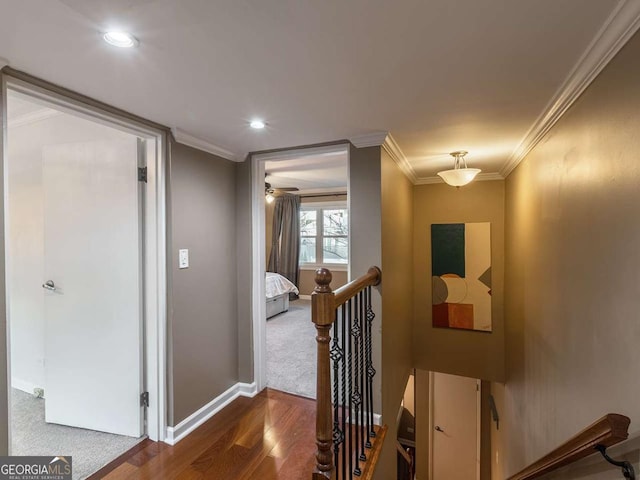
[347,299,354,480]
[331,310,344,477]
[352,294,362,476]
[341,303,347,480]
[363,287,372,449]
[358,290,366,462]
[366,286,376,439]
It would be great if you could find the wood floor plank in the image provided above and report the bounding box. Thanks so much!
[88,389,317,480]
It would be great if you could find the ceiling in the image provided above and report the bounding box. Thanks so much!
[265,148,348,193]
[0,0,637,182]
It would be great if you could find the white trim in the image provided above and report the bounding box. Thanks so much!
[172,128,238,162]
[349,132,389,148]
[252,143,349,395]
[8,109,61,128]
[349,132,419,185]
[374,413,382,426]
[251,158,268,392]
[344,411,383,426]
[500,0,640,177]
[300,199,347,209]
[299,264,348,272]
[11,378,41,396]
[381,134,418,184]
[2,76,168,444]
[414,172,504,185]
[164,382,257,445]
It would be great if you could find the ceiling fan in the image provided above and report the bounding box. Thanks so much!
[265,173,299,203]
[265,182,299,203]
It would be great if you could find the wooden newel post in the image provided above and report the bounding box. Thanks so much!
[312,268,335,480]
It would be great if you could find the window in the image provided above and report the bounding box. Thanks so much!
[300,205,348,265]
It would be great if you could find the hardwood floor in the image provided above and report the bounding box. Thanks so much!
[88,389,317,480]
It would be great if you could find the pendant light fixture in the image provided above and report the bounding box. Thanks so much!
[437,150,481,187]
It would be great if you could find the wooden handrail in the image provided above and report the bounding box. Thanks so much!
[508,413,631,480]
[333,266,382,307]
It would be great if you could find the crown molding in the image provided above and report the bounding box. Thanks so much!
[9,108,61,128]
[381,134,418,184]
[349,131,419,184]
[172,128,238,161]
[501,0,640,177]
[349,132,389,148]
[415,172,504,185]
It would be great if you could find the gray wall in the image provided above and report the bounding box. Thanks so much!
[0,84,7,455]
[496,29,640,479]
[348,145,383,419]
[235,158,254,384]
[168,142,239,425]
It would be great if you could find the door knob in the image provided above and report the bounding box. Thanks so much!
[42,280,56,292]
[435,426,444,433]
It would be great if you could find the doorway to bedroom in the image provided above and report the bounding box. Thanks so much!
[258,144,350,399]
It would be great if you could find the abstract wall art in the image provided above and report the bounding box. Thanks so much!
[431,223,492,332]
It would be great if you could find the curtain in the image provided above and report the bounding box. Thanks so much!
[267,194,301,297]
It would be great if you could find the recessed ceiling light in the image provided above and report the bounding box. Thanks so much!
[250,119,266,129]
[103,31,139,48]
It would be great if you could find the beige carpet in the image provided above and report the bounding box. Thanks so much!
[11,388,144,479]
[266,299,316,399]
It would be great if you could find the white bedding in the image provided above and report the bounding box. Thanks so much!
[266,272,299,298]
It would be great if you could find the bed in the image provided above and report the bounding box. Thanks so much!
[266,272,299,319]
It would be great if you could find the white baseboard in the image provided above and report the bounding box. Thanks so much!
[298,295,312,300]
[11,378,42,396]
[345,410,383,426]
[373,413,382,426]
[164,381,258,445]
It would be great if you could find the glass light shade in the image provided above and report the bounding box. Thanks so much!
[437,168,481,187]
[265,193,275,204]
[103,32,138,48]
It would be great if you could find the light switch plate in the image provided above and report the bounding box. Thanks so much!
[179,249,189,269]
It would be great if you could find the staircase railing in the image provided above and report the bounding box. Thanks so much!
[312,266,384,480]
[508,413,634,480]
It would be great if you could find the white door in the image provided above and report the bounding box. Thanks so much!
[42,138,144,437]
[432,372,479,480]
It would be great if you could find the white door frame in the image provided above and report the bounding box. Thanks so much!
[1,74,168,443]
[250,143,349,391]
[428,372,481,480]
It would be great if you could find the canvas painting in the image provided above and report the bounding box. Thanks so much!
[431,223,492,332]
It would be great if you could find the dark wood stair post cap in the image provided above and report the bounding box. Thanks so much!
[314,268,333,293]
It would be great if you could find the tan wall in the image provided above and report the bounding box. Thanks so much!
[374,149,415,479]
[412,181,505,382]
[298,269,348,296]
[498,30,640,478]
[168,142,239,425]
